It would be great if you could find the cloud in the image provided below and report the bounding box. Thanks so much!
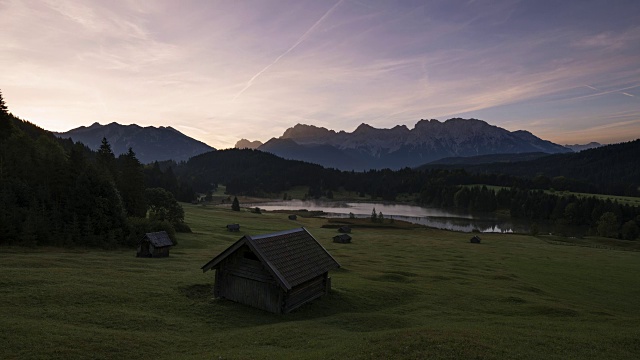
[232,0,344,101]
[2,0,639,149]
[572,27,640,50]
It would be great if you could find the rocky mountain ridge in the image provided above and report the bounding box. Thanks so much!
[57,122,215,164]
[243,118,571,170]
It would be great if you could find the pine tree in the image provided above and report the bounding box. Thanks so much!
[97,137,116,179]
[0,90,8,115]
[117,148,146,217]
[232,196,240,211]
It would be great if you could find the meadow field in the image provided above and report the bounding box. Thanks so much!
[1,204,639,359]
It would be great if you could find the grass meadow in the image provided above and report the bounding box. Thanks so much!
[1,203,639,359]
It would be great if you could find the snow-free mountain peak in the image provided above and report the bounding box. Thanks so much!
[56,122,215,164]
[251,118,571,171]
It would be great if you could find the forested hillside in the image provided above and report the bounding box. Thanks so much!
[0,92,189,247]
[179,148,336,196]
[419,140,640,196]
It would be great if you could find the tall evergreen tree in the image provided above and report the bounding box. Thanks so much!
[96,137,116,179]
[117,148,146,217]
[231,196,240,211]
[0,89,8,114]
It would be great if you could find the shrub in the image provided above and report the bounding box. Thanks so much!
[125,217,177,247]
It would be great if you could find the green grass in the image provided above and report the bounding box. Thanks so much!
[2,204,640,359]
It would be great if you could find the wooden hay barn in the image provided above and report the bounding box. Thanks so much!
[333,234,352,243]
[226,224,240,232]
[470,235,481,244]
[137,231,173,258]
[338,226,351,233]
[288,214,297,220]
[201,228,340,314]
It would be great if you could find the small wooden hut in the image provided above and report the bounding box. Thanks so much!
[137,231,173,258]
[333,234,352,243]
[201,228,340,314]
[226,224,240,232]
[338,226,351,233]
[470,235,481,244]
[288,214,297,220]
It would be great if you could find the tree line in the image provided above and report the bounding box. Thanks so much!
[178,149,639,240]
[417,181,640,240]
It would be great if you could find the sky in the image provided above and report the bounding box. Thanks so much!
[1,0,639,149]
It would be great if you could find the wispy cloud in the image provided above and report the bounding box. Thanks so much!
[1,0,639,148]
[232,0,344,101]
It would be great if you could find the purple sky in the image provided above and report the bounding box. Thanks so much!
[1,0,639,148]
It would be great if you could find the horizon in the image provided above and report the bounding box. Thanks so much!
[2,1,639,149]
[61,118,615,151]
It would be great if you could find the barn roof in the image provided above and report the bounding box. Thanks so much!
[143,231,173,247]
[201,228,340,290]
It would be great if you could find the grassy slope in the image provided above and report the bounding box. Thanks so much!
[1,204,639,359]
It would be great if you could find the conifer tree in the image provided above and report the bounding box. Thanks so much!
[0,89,8,114]
[117,148,146,217]
[232,196,240,211]
[97,137,116,179]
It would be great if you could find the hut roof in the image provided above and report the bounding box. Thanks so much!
[201,228,340,290]
[333,234,352,242]
[338,226,351,233]
[143,231,173,247]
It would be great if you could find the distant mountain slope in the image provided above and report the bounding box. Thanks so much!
[425,152,550,166]
[564,142,602,152]
[428,140,640,194]
[235,138,263,149]
[252,118,570,170]
[57,122,215,164]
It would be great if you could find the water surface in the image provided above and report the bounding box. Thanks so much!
[251,200,528,233]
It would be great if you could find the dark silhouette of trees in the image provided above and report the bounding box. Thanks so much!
[0,112,127,247]
[0,93,189,248]
[0,90,8,114]
[622,220,639,240]
[231,196,240,211]
[597,212,619,238]
[117,148,146,217]
[145,187,185,226]
[96,137,116,180]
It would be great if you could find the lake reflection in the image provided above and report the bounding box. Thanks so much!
[251,200,528,233]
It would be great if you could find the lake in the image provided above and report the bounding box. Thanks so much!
[249,200,529,233]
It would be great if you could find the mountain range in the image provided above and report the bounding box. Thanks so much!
[237,118,571,170]
[56,122,215,164]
